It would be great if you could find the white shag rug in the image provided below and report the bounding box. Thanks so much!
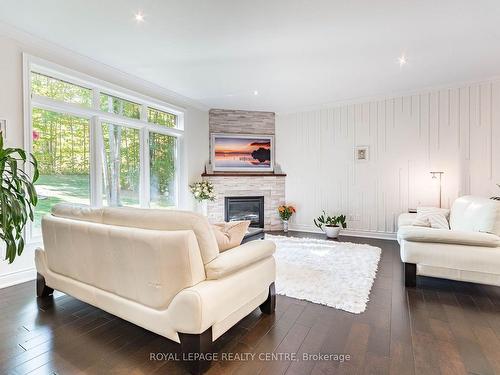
[266,234,381,314]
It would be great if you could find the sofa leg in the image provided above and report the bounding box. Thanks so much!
[259,282,276,314]
[178,327,213,375]
[404,263,417,287]
[36,273,54,298]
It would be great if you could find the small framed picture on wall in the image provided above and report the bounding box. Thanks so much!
[354,145,369,162]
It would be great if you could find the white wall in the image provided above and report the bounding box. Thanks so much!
[276,81,500,238]
[0,29,209,288]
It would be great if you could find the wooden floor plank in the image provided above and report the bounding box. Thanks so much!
[439,294,496,375]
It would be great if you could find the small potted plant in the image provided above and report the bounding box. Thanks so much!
[189,181,216,216]
[313,211,347,239]
[277,205,296,232]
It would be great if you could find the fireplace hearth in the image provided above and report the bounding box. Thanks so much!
[225,196,264,228]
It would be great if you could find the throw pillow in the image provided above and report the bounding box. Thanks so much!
[211,220,251,252]
[428,214,450,229]
[412,207,450,229]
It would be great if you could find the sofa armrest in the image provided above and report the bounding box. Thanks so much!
[205,239,275,279]
[398,226,500,247]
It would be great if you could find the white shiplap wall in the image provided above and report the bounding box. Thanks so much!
[276,81,500,237]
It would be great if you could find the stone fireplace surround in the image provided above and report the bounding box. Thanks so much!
[202,174,286,231]
[205,109,284,230]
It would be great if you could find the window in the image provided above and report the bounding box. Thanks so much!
[25,56,184,241]
[31,109,90,235]
[101,123,140,207]
[149,132,177,208]
[100,93,141,119]
[31,72,92,107]
[148,107,177,128]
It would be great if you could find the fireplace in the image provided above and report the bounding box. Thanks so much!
[203,175,285,230]
[225,196,264,228]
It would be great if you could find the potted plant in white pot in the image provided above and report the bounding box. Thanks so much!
[313,211,347,239]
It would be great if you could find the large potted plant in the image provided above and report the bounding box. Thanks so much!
[0,133,39,263]
[313,211,347,239]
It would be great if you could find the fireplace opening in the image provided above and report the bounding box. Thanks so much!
[225,196,264,228]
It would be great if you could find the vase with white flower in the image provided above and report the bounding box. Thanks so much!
[190,181,216,216]
[277,205,296,232]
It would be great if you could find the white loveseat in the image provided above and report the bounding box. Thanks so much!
[35,204,276,373]
[398,196,500,287]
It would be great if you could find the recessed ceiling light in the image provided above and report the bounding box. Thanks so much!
[134,11,145,22]
[253,90,259,96]
[398,55,407,67]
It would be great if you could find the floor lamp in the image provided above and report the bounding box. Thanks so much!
[430,171,444,208]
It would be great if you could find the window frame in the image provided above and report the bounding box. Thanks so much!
[23,54,185,243]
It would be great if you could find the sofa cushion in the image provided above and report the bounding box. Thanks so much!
[211,221,251,252]
[102,207,219,264]
[400,240,500,277]
[398,226,500,247]
[52,203,104,223]
[450,196,500,235]
[51,204,220,265]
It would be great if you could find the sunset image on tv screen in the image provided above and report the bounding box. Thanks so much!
[214,136,271,169]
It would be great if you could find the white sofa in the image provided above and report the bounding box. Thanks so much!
[35,204,276,374]
[398,196,500,287]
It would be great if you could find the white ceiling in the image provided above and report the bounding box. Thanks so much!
[1,0,500,113]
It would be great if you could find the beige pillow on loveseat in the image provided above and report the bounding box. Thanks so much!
[211,221,251,252]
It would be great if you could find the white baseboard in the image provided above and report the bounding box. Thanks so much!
[0,267,37,289]
[288,224,397,241]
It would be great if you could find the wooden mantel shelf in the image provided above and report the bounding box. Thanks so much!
[202,173,286,177]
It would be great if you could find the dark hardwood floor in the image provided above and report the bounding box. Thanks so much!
[2,231,500,374]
